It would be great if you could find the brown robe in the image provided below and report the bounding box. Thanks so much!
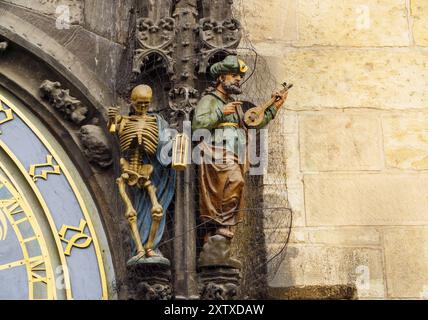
[198,141,245,229]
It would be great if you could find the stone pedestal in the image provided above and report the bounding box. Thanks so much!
[126,263,172,300]
[198,235,242,300]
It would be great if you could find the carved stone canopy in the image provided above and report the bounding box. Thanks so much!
[133,0,176,75]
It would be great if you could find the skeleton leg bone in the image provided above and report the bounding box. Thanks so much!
[117,175,146,258]
[143,180,164,257]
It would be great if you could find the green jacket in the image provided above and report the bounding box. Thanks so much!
[192,91,278,155]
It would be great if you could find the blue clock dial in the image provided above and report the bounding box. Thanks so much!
[0,90,113,300]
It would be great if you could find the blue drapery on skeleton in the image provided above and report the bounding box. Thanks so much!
[130,114,176,254]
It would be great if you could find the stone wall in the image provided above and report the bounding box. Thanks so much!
[238,0,428,299]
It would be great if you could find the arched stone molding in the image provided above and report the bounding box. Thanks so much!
[0,9,115,115]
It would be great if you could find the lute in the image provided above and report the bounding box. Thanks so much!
[243,82,293,127]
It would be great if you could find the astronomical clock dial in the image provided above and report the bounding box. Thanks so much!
[0,90,113,300]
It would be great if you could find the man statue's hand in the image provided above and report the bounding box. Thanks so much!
[223,101,243,115]
[272,91,288,110]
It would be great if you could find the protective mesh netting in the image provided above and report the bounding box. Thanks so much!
[113,0,292,299]
[231,0,292,298]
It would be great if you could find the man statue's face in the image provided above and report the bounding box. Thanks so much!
[219,73,243,95]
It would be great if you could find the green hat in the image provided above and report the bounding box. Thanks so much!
[210,55,249,78]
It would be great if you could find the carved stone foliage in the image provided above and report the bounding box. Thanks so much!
[133,17,176,75]
[0,41,8,53]
[166,2,200,130]
[126,263,172,300]
[39,80,88,125]
[197,0,242,74]
[79,125,113,169]
[198,235,242,300]
[199,268,241,300]
[137,282,172,300]
[168,86,199,127]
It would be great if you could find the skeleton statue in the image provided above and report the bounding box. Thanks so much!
[108,85,176,266]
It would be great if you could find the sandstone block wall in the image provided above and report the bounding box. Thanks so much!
[238,0,428,299]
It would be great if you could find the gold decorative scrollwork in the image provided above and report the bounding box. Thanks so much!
[0,190,21,241]
[0,101,14,134]
[58,219,93,256]
[0,181,8,241]
[29,257,48,284]
[0,176,55,299]
[0,210,7,241]
[0,93,108,299]
[28,155,61,182]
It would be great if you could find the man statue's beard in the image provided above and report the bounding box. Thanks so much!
[221,79,243,95]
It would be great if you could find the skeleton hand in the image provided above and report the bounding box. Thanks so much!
[108,106,120,121]
[107,106,121,133]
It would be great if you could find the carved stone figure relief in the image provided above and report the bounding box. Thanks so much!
[39,80,113,169]
[79,125,113,169]
[39,80,88,125]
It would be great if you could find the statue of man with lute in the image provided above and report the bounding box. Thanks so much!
[192,55,291,243]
